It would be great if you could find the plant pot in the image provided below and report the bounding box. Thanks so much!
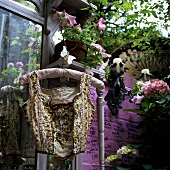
[50,40,88,64]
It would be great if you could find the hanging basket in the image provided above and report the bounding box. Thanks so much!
[50,40,88,64]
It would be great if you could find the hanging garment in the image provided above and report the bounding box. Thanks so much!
[0,85,36,168]
[22,70,96,159]
[20,105,36,167]
[0,85,22,167]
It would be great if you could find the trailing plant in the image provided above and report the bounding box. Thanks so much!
[52,10,111,68]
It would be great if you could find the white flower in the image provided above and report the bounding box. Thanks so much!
[60,46,76,64]
[60,46,69,57]
[67,55,76,64]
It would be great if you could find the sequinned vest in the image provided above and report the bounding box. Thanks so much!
[22,70,95,159]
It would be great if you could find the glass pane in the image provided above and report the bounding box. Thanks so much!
[0,8,42,89]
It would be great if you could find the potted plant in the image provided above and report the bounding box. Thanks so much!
[125,75,170,169]
[52,10,111,68]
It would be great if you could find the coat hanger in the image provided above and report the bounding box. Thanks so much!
[19,68,105,90]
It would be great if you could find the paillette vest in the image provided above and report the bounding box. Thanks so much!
[22,70,95,159]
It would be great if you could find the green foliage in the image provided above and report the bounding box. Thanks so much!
[116,167,130,170]
[139,93,170,134]
[62,20,98,46]
[19,0,36,10]
[1,67,19,78]
[86,0,170,56]
[143,164,154,170]
[54,10,111,68]
[11,36,21,46]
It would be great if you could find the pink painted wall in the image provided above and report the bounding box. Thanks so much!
[82,76,145,170]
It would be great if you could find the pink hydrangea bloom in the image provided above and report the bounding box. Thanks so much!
[142,79,170,97]
[7,62,14,67]
[97,18,106,34]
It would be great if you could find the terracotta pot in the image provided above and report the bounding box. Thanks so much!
[51,40,88,63]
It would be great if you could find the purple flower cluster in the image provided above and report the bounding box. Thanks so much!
[7,62,14,67]
[15,62,24,68]
[7,62,24,68]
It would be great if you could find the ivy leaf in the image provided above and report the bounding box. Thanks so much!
[124,109,145,114]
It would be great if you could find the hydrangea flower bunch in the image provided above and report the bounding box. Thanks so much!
[53,10,111,68]
[130,79,170,105]
[105,145,138,163]
[125,77,170,143]
[142,79,170,97]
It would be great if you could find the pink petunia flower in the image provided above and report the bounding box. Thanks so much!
[101,52,111,58]
[96,59,109,71]
[97,18,106,34]
[131,95,144,104]
[53,11,64,20]
[75,24,82,32]
[90,43,106,53]
[64,12,77,26]
[61,21,71,27]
